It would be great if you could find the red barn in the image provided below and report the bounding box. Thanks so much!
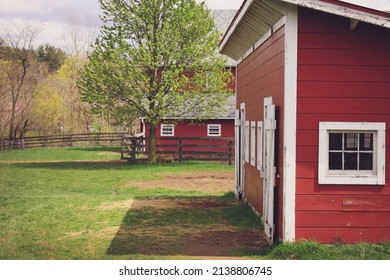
[142,95,235,139]
[220,0,390,244]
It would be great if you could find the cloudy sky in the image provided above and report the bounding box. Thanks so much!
[1,0,390,49]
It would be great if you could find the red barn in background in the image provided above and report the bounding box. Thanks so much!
[220,0,390,244]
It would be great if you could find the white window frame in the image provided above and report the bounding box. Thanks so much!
[318,122,386,185]
[244,121,249,163]
[207,124,221,137]
[257,121,264,175]
[160,124,174,136]
[250,121,256,166]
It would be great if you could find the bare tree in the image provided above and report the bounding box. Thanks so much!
[1,23,47,139]
[62,14,98,56]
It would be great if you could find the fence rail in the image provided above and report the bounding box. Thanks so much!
[0,133,129,150]
[121,136,235,165]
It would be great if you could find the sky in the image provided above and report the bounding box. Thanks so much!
[1,0,390,49]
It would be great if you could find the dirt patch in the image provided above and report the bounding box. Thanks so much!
[130,171,234,193]
[107,197,270,259]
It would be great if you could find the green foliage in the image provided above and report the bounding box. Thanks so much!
[79,0,233,161]
[31,83,64,134]
[36,44,67,73]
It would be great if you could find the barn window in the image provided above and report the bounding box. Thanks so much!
[250,121,256,166]
[318,122,385,185]
[207,124,221,136]
[161,124,174,136]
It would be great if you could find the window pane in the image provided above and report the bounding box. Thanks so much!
[329,152,342,170]
[344,152,358,170]
[329,133,342,150]
[359,153,373,170]
[344,133,358,151]
[359,133,373,151]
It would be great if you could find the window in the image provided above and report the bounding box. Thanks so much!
[250,121,256,166]
[207,124,221,136]
[257,121,264,175]
[318,122,386,185]
[161,124,174,136]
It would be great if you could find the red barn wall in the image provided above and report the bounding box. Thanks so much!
[145,119,234,138]
[237,27,285,241]
[296,8,390,243]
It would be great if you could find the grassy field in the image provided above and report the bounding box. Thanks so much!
[0,147,389,260]
[0,147,264,259]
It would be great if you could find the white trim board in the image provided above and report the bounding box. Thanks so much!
[280,0,390,29]
[282,5,298,243]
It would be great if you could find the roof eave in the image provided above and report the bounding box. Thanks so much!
[220,0,390,61]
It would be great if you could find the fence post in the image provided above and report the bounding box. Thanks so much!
[120,137,124,160]
[21,138,25,150]
[0,139,3,151]
[228,140,233,165]
[178,138,182,162]
[131,138,137,161]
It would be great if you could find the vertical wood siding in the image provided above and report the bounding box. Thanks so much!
[296,8,390,243]
[237,27,285,241]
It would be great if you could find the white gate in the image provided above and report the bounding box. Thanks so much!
[263,97,276,244]
[234,104,246,200]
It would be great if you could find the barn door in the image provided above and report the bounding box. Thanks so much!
[263,97,276,244]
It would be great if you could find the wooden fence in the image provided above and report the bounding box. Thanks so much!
[0,133,129,150]
[121,136,235,165]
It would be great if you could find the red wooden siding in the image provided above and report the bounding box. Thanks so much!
[295,7,390,243]
[237,27,285,241]
[145,119,234,138]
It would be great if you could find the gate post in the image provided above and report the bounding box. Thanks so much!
[178,138,182,162]
[131,138,137,161]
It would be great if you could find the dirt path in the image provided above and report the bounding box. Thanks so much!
[106,171,270,259]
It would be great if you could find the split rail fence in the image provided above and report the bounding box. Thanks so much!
[1,134,235,165]
[0,133,128,150]
[120,136,235,165]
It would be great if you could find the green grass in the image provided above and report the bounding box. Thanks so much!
[0,146,121,161]
[0,147,249,259]
[1,147,389,260]
[264,240,390,260]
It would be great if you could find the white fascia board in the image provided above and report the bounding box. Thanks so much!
[279,0,390,28]
[282,4,298,243]
[219,0,255,53]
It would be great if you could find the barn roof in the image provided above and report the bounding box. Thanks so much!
[220,0,390,61]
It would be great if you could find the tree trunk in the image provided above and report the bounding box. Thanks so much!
[148,124,157,164]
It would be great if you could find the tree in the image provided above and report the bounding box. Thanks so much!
[30,82,63,135]
[55,56,93,133]
[79,0,233,163]
[1,23,48,139]
[36,44,66,73]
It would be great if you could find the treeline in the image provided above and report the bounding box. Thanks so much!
[0,25,133,140]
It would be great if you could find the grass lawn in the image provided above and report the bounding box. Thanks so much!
[0,147,389,260]
[0,147,263,259]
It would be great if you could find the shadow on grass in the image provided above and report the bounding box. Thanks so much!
[69,146,121,153]
[11,161,129,170]
[106,194,270,258]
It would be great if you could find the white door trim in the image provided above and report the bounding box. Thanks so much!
[283,4,298,243]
